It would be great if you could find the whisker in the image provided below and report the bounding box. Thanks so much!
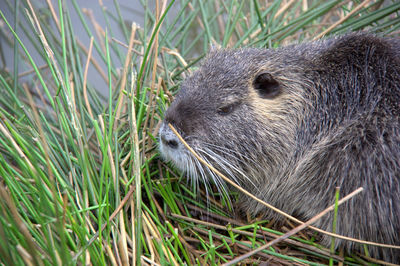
[194,156,210,197]
[197,148,240,184]
[187,156,197,193]
[200,152,229,197]
[197,146,260,193]
[202,142,258,165]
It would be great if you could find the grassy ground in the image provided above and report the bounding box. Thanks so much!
[0,0,399,265]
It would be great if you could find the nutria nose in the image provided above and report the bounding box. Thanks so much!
[160,125,180,149]
[160,134,179,149]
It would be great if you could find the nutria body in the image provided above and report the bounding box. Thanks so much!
[159,33,400,262]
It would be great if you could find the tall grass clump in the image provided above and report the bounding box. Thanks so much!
[0,0,399,265]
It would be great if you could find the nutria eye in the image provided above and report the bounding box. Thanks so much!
[217,104,235,115]
[253,72,281,99]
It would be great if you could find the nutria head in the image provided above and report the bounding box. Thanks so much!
[159,47,309,193]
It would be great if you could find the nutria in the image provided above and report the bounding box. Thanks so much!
[159,32,400,262]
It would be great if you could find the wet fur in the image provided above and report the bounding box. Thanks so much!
[159,33,400,262]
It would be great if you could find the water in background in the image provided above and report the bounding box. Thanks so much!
[1,0,146,96]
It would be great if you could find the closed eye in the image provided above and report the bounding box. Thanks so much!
[217,102,238,115]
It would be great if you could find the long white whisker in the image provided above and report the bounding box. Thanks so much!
[202,142,258,165]
[198,146,260,193]
[201,153,229,196]
[187,156,197,192]
[194,155,210,197]
[197,148,240,185]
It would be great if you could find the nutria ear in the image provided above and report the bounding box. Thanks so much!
[253,72,281,99]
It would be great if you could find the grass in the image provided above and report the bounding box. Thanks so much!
[0,0,399,265]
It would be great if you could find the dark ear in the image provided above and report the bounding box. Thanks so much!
[253,72,281,99]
